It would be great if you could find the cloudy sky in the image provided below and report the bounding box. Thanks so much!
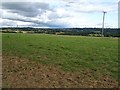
[0,0,119,28]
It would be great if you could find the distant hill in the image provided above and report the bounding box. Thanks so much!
[1,27,120,37]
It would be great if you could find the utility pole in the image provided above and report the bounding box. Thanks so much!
[102,11,107,37]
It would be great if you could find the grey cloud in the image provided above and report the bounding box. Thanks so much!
[3,16,70,28]
[45,20,71,28]
[2,16,45,26]
[2,16,33,23]
[2,16,48,27]
[1,20,17,26]
[31,21,70,28]
[2,2,50,17]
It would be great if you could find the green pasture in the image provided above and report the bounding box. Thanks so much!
[2,33,118,80]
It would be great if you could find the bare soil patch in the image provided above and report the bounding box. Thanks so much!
[2,55,118,88]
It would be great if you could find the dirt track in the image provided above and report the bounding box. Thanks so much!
[2,55,118,88]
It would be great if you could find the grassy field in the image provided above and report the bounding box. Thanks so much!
[2,33,118,81]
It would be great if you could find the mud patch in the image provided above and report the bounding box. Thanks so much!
[2,55,118,88]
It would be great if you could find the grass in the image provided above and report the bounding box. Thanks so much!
[2,33,118,80]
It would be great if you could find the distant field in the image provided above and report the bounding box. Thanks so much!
[2,33,118,80]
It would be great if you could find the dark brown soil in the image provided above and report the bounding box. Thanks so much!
[2,55,118,88]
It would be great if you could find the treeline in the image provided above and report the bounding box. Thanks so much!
[1,27,120,37]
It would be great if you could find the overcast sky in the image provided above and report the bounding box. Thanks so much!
[0,0,119,28]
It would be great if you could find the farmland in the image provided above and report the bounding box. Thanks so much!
[2,33,118,88]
